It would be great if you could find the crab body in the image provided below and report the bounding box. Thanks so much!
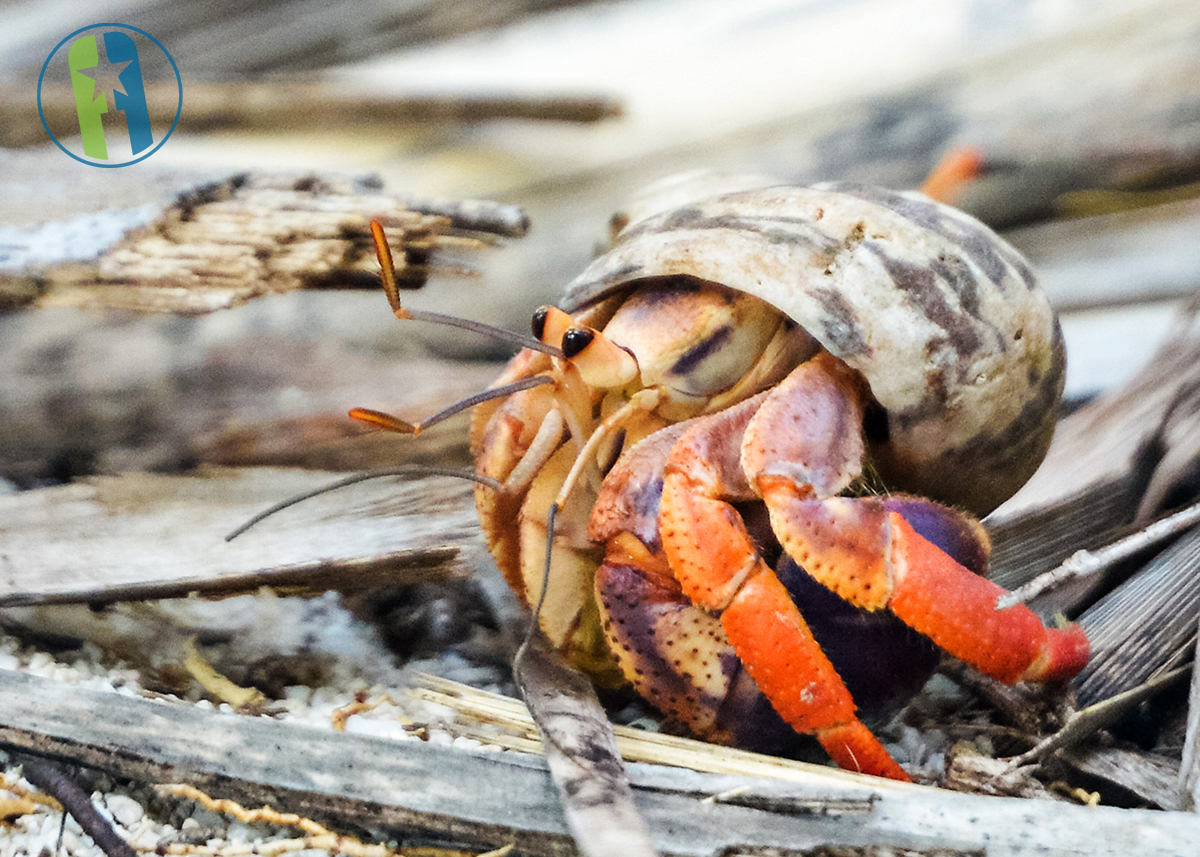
[469,182,1088,780]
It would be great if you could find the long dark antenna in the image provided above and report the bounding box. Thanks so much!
[369,221,565,358]
[224,465,502,541]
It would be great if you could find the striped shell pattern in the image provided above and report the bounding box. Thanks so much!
[562,182,1064,516]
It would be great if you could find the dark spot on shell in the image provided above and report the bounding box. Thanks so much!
[810,287,871,357]
[618,205,839,252]
[870,245,982,360]
[824,182,1029,293]
[606,263,644,282]
[931,254,982,321]
[659,206,709,230]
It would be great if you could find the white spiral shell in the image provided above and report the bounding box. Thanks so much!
[562,182,1063,514]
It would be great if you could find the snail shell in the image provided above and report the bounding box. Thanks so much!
[562,182,1064,515]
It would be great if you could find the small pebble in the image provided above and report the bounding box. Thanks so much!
[105,793,145,828]
[344,717,408,740]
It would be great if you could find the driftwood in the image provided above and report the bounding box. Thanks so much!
[0,172,527,314]
[4,668,1200,857]
[4,82,620,150]
[0,166,512,487]
[1060,745,1182,810]
[0,468,479,607]
[0,0,611,80]
[0,315,502,486]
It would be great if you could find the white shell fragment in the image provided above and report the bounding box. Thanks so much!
[563,183,1064,514]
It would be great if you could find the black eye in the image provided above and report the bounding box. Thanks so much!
[531,306,551,340]
[561,327,595,359]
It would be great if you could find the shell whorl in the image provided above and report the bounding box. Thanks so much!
[562,182,1063,514]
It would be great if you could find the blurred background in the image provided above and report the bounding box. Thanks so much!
[3,0,1200,485]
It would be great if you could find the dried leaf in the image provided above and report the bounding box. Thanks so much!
[1075,526,1200,706]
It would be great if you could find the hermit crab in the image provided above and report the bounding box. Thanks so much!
[358,179,1091,781]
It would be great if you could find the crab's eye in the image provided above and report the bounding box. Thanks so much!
[563,325,639,388]
[531,306,550,340]
[532,305,574,349]
[561,327,595,359]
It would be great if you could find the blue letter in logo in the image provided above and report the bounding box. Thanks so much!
[104,30,152,156]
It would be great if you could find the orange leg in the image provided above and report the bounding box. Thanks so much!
[742,356,1089,687]
[658,393,911,780]
[653,353,1088,778]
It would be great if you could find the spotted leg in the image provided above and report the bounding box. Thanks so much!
[738,353,1090,687]
[656,353,1088,778]
[652,390,912,779]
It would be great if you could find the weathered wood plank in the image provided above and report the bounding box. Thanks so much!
[0,302,503,486]
[1061,745,1182,810]
[0,171,527,314]
[2,82,620,149]
[1,668,1197,857]
[0,0,612,80]
[1007,197,1200,313]
[988,304,1200,590]
[0,468,479,606]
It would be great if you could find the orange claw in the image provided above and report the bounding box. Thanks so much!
[645,352,1089,779]
[886,512,1089,683]
[743,353,1089,690]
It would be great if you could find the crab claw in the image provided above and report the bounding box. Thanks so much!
[756,485,1090,684]
[650,352,1088,779]
[886,511,1090,683]
[653,391,912,779]
[741,355,1089,687]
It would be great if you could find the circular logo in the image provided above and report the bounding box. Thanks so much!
[38,23,182,168]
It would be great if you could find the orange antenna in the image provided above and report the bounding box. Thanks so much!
[369,220,565,358]
[349,375,554,436]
